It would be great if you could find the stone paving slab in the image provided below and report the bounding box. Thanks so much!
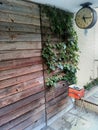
[85,90,98,105]
[41,126,55,130]
[41,106,98,130]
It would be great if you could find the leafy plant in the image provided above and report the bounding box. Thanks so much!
[46,74,67,87]
[63,64,77,84]
[46,75,60,87]
[41,5,79,87]
[42,6,73,37]
[42,38,57,70]
[84,78,98,90]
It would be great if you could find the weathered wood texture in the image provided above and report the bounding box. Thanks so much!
[46,82,68,120]
[0,1,69,130]
[0,0,45,130]
[41,9,69,121]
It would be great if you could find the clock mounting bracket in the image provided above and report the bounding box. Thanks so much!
[80,2,92,7]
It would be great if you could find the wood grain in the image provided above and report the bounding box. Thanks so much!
[0,1,69,129]
[0,71,43,89]
[0,57,43,71]
[0,91,44,117]
[0,41,42,51]
[0,64,43,81]
[0,32,41,42]
[0,22,41,33]
[0,83,44,108]
[0,76,43,99]
[0,50,41,61]
[0,1,45,129]
[0,0,40,18]
[0,98,45,126]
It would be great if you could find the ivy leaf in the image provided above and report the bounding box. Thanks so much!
[57,63,63,70]
[50,65,55,71]
[63,44,66,49]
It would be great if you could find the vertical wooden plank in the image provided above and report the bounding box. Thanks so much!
[40,6,69,121]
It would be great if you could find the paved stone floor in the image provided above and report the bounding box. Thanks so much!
[84,86,98,105]
[41,106,98,130]
[41,86,98,130]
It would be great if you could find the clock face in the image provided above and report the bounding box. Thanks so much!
[75,7,97,29]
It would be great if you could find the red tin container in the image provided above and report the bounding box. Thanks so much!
[68,87,84,99]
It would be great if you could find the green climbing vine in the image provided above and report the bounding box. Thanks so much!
[41,5,79,87]
[84,78,98,90]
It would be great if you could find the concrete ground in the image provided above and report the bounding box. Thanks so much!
[41,106,98,130]
[41,86,98,130]
[83,86,98,105]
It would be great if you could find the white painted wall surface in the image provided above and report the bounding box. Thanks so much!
[94,13,98,79]
[75,9,98,86]
[76,27,95,86]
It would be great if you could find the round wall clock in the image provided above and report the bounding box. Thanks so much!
[75,6,97,29]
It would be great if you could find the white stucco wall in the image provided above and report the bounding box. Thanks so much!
[93,15,98,79]
[75,9,98,86]
[76,28,95,86]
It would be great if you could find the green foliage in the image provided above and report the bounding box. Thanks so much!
[42,6,73,36]
[63,64,77,84]
[84,78,98,90]
[42,39,67,71]
[41,5,79,87]
[46,75,62,87]
[42,38,57,70]
[66,34,79,65]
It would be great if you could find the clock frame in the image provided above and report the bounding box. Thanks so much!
[75,6,97,29]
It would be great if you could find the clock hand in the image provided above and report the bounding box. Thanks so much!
[82,16,86,23]
[83,16,92,19]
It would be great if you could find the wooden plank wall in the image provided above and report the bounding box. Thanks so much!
[0,0,45,130]
[41,8,69,121]
[0,1,69,129]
